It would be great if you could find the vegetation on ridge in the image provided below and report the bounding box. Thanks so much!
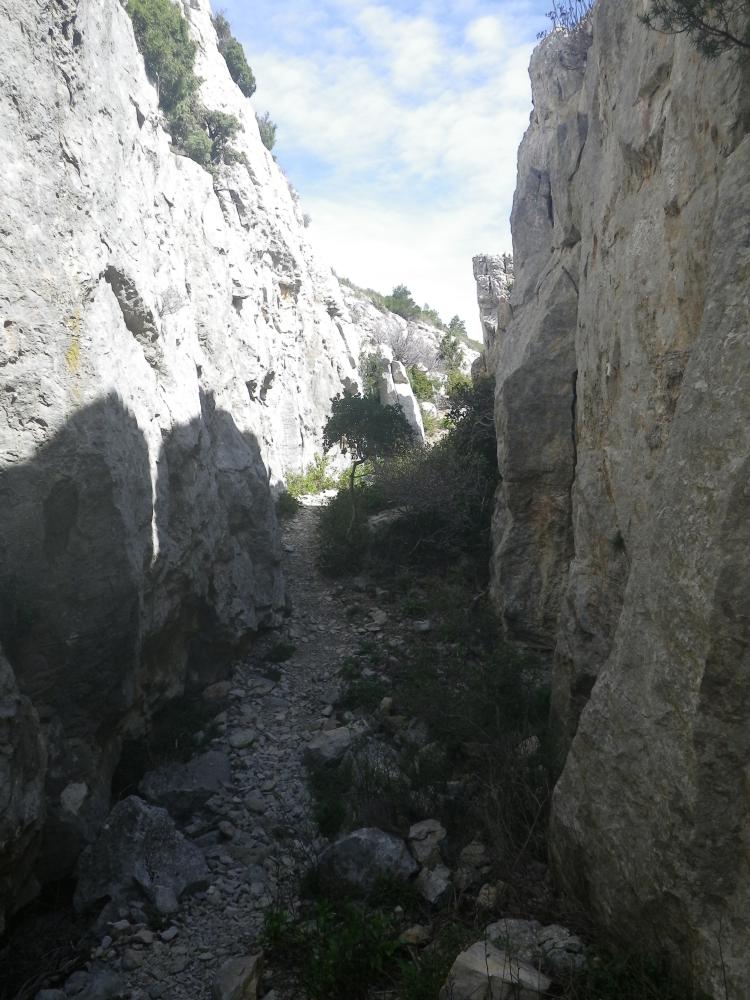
[538,0,595,36]
[213,11,257,97]
[126,0,244,169]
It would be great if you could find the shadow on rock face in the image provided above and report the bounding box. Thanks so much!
[0,389,282,916]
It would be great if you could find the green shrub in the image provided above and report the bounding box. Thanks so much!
[256,110,278,150]
[421,409,440,436]
[383,284,420,321]
[126,0,199,112]
[307,757,351,836]
[445,368,472,396]
[335,458,374,492]
[178,121,212,166]
[439,329,463,374]
[213,11,256,96]
[205,108,241,159]
[406,366,436,403]
[285,455,337,497]
[222,36,257,96]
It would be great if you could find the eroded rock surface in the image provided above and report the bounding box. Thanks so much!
[479,0,750,993]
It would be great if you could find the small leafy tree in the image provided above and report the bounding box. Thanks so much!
[438,330,463,374]
[383,284,420,321]
[323,393,414,534]
[205,109,241,160]
[448,315,467,338]
[256,111,278,151]
[640,0,750,56]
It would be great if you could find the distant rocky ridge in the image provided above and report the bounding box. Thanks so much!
[476,1,750,994]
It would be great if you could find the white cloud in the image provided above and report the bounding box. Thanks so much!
[237,1,539,336]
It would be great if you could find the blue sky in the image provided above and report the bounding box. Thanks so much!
[219,0,548,335]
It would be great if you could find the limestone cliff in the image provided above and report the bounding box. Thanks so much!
[0,0,361,926]
[482,1,750,993]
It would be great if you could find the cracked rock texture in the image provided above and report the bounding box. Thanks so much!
[0,0,371,925]
[482,0,750,993]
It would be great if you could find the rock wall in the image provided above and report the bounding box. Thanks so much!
[0,0,361,925]
[484,1,750,993]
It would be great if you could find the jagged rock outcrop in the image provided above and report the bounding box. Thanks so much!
[0,0,363,925]
[374,345,426,442]
[482,0,750,993]
[472,254,513,374]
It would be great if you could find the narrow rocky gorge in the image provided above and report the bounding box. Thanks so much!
[2,0,750,997]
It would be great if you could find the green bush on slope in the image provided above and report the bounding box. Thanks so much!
[213,12,258,97]
[126,0,198,112]
[126,0,242,169]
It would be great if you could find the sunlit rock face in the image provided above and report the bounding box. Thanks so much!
[0,0,362,921]
[483,0,750,993]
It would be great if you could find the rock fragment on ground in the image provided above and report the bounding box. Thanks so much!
[485,918,586,977]
[74,796,209,912]
[415,864,452,906]
[138,750,231,820]
[440,940,551,999]
[213,954,262,1000]
[408,818,446,865]
[317,827,418,891]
